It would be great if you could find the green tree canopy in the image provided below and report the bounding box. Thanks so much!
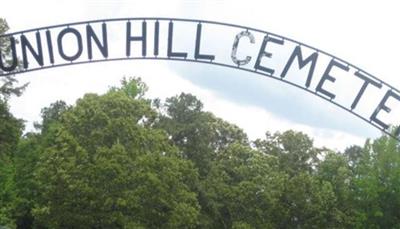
[0,18,26,228]
[2,73,400,229]
[31,79,201,228]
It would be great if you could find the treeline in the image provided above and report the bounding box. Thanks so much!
[1,76,400,228]
[2,19,400,229]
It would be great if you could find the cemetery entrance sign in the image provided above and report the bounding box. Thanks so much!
[1,18,399,140]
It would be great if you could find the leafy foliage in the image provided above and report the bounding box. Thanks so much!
[0,19,25,228]
[30,80,200,228]
[1,77,400,228]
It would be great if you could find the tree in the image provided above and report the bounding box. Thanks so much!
[0,100,23,158]
[6,67,400,228]
[33,100,70,133]
[344,145,363,171]
[253,131,343,228]
[32,79,200,228]
[351,134,400,228]
[157,93,250,228]
[109,76,148,100]
[253,130,321,176]
[0,149,17,228]
[157,93,248,177]
[316,152,357,227]
[0,18,26,229]
[200,143,285,228]
[0,18,27,101]
[0,18,26,158]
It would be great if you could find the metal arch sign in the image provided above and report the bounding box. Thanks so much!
[1,18,400,140]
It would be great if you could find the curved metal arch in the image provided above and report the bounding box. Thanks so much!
[1,17,399,141]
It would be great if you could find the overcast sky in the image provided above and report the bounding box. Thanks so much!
[2,0,400,151]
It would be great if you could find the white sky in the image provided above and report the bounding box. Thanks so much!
[2,0,400,151]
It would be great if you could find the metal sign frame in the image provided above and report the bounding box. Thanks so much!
[1,17,399,141]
